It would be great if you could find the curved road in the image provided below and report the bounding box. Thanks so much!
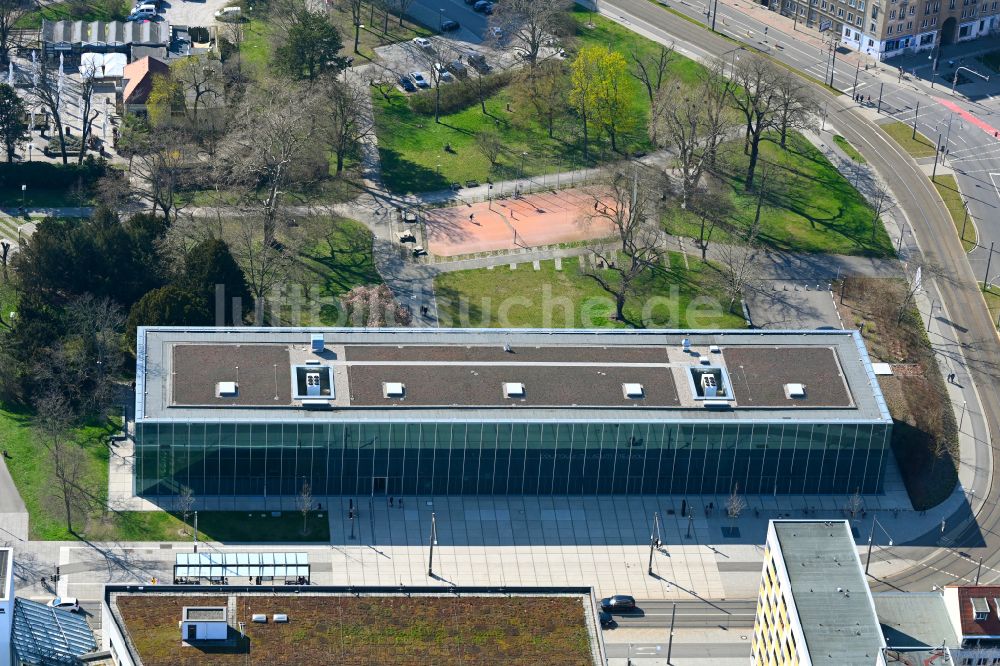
[598,0,1000,594]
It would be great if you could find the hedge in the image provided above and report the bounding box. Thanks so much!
[408,71,513,116]
[0,158,107,192]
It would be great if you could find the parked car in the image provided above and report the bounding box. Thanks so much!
[410,71,430,88]
[412,36,433,50]
[214,6,242,20]
[132,1,158,12]
[441,18,460,31]
[47,597,80,612]
[433,62,454,82]
[466,52,490,73]
[489,26,503,40]
[600,595,636,612]
[126,9,156,21]
[599,611,617,628]
[473,1,494,14]
[446,59,467,78]
[398,76,417,92]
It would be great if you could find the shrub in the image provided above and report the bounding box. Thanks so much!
[0,159,106,192]
[408,71,513,116]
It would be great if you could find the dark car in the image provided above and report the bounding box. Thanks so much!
[467,52,490,73]
[441,18,460,31]
[398,76,417,92]
[598,611,616,628]
[447,59,468,78]
[600,595,637,612]
[473,0,493,14]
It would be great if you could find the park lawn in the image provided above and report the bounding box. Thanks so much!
[237,19,273,75]
[435,255,746,329]
[833,135,866,164]
[16,0,128,29]
[279,219,382,326]
[934,174,976,252]
[327,4,434,60]
[663,131,895,257]
[881,121,937,158]
[374,9,697,194]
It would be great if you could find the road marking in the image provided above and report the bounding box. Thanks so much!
[937,97,1000,139]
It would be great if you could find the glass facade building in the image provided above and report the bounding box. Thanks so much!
[135,420,890,497]
[134,328,893,499]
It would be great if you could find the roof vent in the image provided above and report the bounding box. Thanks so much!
[383,382,405,398]
[710,345,721,353]
[503,342,513,353]
[622,383,644,399]
[273,614,288,623]
[701,374,718,398]
[784,383,806,399]
[216,381,238,397]
[252,614,267,623]
[503,382,525,398]
[681,338,691,352]
[305,372,321,397]
[310,333,325,353]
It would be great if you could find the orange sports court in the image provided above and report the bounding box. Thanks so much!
[424,187,616,257]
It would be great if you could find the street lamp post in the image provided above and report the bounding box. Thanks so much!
[932,133,943,180]
[864,513,893,575]
[193,510,199,553]
[960,400,968,431]
[439,8,444,29]
[961,205,969,241]
[648,511,661,575]
[667,602,677,664]
[520,151,528,180]
[927,298,936,331]
[685,511,693,539]
[427,512,438,576]
[21,184,26,208]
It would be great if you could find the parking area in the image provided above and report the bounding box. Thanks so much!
[160,0,233,27]
[745,282,843,329]
[408,0,489,42]
[424,188,616,256]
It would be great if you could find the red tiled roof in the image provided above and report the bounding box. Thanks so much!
[122,56,169,105]
[954,586,1000,636]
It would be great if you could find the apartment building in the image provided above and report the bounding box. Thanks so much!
[773,0,1000,60]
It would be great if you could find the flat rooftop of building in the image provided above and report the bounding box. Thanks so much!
[107,588,599,666]
[137,328,891,423]
[773,520,886,665]
[874,592,959,649]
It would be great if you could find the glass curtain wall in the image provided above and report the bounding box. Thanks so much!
[135,421,890,497]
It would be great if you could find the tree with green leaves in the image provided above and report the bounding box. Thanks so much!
[0,82,27,162]
[571,45,633,156]
[182,237,252,324]
[125,284,213,339]
[275,7,347,80]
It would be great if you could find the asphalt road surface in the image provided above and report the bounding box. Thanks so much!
[598,0,1000,595]
[609,599,757,629]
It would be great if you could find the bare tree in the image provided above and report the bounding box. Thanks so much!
[228,213,297,323]
[393,0,414,26]
[76,61,101,165]
[728,54,782,190]
[630,42,673,106]
[582,162,664,324]
[130,130,190,222]
[341,284,412,326]
[35,394,90,535]
[297,479,313,536]
[217,78,325,245]
[846,488,864,519]
[715,240,761,312]
[475,129,504,169]
[0,240,9,281]
[772,69,818,149]
[489,0,571,68]
[515,60,570,139]
[177,486,196,535]
[171,55,225,141]
[726,483,747,528]
[0,0,35,66]
[689,180,734,261]
[31,58,69,164]
[869,177,894,243]
[650,62,732,208]
[322,75,375,174]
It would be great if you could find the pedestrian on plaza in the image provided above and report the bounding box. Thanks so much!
[389,496,394,507]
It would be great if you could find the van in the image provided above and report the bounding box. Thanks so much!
[137,3,157,13]
[215,6,242,19]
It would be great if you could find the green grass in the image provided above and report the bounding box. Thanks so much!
[435,255,746,328]
[833,135,865,164]
[0,403,329,541]
[881,121,937,159]
[933,174,976,252]
[374,9,702,194]
[16,0,128,29]
[984,285,1000,329]
[662,131,895,257]
[278,218,382,325]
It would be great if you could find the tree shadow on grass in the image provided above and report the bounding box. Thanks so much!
[378,148,451,194]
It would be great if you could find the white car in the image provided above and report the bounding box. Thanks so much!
[433,63,454,82]
[410,71,430,88]
[47,597,80,612]
[412,37,433,50]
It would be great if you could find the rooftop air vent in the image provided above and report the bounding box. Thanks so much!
[701,374,718,398]
[622,383,644,399]
[216,381,238,397]
[710,345,721,353]
[310,333,324,353]
[305,372,321,397]
[273,614,288,623]
[252,614,267,623]
[681,338,691,352]
[503,382,525,398]
[383,382,405,398]
[784,383,806,399]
